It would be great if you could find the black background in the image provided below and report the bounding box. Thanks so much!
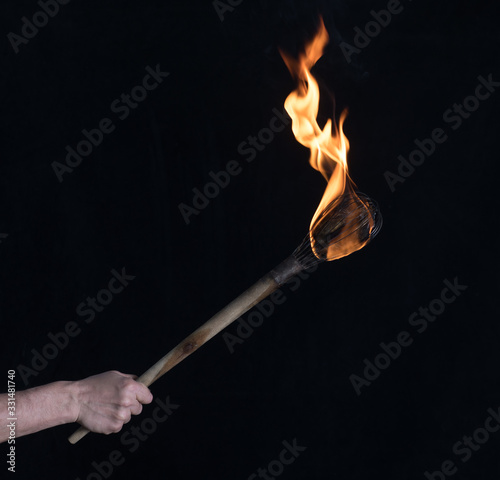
[1,0,499,479]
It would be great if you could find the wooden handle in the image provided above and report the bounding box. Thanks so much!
[68,425,89,444]
[68,273,280,444]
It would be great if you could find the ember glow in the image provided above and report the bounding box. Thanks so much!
[280,18,378,261]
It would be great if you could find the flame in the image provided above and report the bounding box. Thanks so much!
[280,18,376,261]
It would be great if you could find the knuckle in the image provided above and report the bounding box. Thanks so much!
[118,390,133,404]
[119,380,136,397]
[117,407,130,420]
[123,378,135,388]
[112,408,123,421]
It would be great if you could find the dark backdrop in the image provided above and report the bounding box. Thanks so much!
[1,0,499,479]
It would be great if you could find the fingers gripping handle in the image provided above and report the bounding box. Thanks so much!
[67,355,174,444]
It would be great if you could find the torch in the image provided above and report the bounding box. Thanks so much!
[68,17,382,444]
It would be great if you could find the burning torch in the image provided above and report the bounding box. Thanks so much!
[69,17,382,444]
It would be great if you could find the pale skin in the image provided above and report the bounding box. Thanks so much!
[0,370,153,443]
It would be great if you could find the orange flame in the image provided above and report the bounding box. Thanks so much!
[280,18,375,261]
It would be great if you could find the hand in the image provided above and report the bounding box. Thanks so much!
[73,370,153,435]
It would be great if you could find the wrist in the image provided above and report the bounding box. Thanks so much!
[58,381,81,424]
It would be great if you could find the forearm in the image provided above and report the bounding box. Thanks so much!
[0,381,78,443]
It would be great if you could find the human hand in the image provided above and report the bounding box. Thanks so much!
[72,370,153,435]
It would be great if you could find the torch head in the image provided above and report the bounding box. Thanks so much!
[309,190,382,262]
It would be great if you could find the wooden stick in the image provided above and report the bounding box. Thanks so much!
[68,256,304,444]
